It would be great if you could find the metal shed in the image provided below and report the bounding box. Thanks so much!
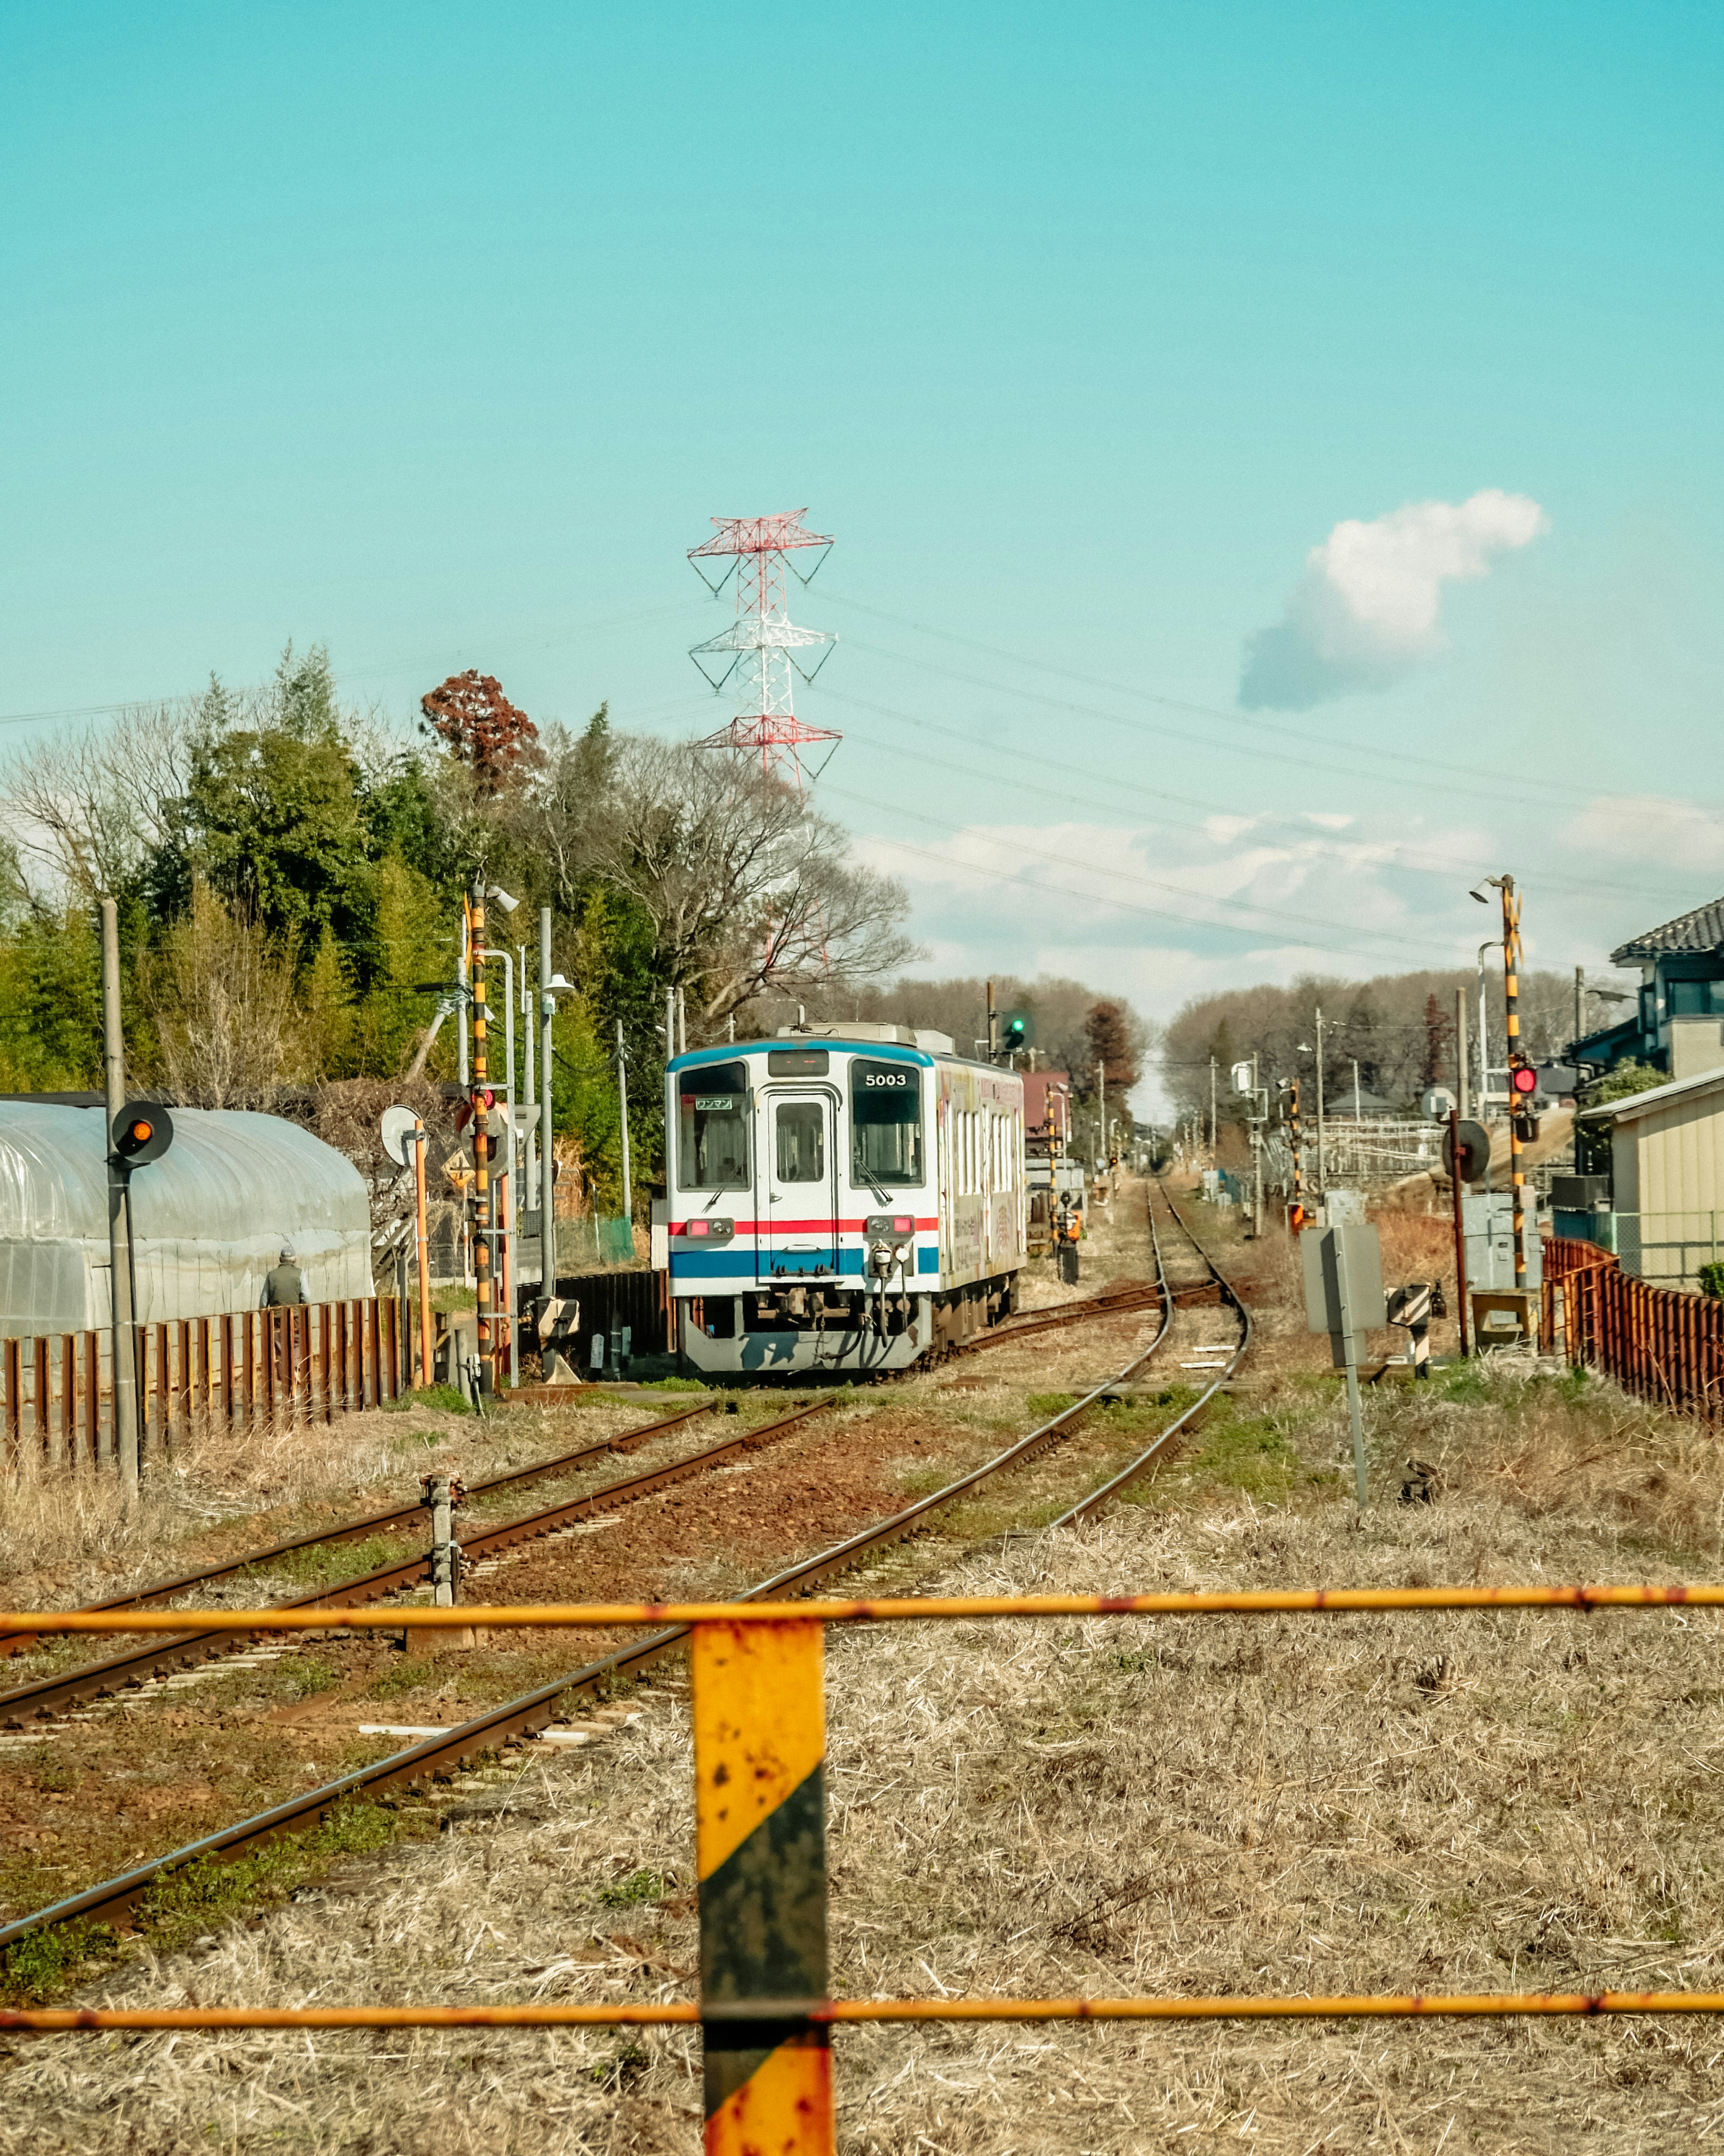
[1576,1066,1724,1285]
[0,1101,373,1337]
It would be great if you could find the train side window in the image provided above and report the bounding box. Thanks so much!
[850,1058,924,1186]
[776,1100,826,1183]
[678,1060,751,1191]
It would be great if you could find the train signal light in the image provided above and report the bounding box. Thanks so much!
[1001,1011,1032,1052]
[112,1101,173,1166]
[1510,1064,1538,1097]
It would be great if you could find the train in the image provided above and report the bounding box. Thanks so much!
[662,1024,1027,1375]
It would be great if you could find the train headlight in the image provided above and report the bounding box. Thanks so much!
[892,1242,910,1267]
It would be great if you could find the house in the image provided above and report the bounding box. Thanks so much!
[1574,894,1724,1082]
[1571,1065,1724,1287]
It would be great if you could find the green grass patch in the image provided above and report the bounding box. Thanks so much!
[382,1384,473,1417]
[642,1375,706,1394]
[598,1866,668,1908]
[246,1532,412,1593]
[367,1656,439,1700]
[1024,1392,1078,1421]
[0,1797,438,2006]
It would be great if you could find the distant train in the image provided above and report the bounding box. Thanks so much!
[662,1025,1027,1375]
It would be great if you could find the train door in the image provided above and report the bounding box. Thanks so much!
[758,1091,840,1281]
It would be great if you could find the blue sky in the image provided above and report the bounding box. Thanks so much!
[4,3,1721,1085]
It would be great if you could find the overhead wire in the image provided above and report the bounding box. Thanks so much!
[812,679,1693,914]
[817,586,1674,814]
[817,779,1463,967]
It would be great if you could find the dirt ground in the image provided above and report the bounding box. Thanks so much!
[11,1184,1723,2151]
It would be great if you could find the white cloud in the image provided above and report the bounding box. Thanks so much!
[1240,488,1549,710]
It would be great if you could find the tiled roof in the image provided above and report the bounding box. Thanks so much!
[1612,896,1724,963]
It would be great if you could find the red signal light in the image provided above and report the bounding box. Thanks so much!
[131,1120,152,1143]
[1510,1065,1538,1096]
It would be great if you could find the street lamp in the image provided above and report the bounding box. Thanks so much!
[538,894,576,1295]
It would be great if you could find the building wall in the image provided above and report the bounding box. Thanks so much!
[1614,1083,1724,1220]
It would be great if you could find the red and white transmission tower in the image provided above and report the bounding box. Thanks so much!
[687,510,840,789]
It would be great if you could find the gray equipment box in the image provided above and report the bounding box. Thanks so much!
[1462,1192,1542,1292]
[1302,1223,1386,1367]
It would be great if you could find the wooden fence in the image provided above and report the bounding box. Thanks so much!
[1544,1236,1724,1422]
[0,1298,406,1470]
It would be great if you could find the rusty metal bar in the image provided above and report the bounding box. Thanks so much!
[8,1583,1724,1637]
[83,1331,100,1465]
[31,1336,49,1458]
[4,1337,20,1462]
[7,1989,1724,2034]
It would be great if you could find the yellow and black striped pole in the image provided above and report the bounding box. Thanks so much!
[693,1617,833,2154]
[471,887,494,1396]
[1289,1078,1302,1226]
[1500,877,1526,1292]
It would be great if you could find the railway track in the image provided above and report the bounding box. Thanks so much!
[0,1182,1250,1956]
[0,1270,1168,1720]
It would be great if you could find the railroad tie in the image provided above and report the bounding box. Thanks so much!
[693,1617,832,2154]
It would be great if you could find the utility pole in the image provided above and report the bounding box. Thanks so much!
[1251,1050,1263,1236]
[521,941,537,1196]
[539,907,556,1294]
[616,1017,632,1225]
[677,986,687,1057]
[469,889,494,1396]
[1574,964,1585,1053]
[1289,1077,1302,1223]
[1501,876,1529,1292]
[1314,1007,1327,1202]
[1208,1056,1217,1157]
[100,899,140,1499]
[986,979,998,1063]
[1455,986,1470,1122]
[1097,1058,1106,1174]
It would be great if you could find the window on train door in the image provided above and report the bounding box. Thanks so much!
[775,1100,826,1183]
[850,1058,923,1186]
[678,1060,751,1191]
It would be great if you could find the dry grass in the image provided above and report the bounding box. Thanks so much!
[11,1190,1724,2148]
[11,1348,1724,2151]
[0,1398,479,1612]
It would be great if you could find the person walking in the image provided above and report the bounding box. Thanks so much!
[263,1244,307,1402]
[263,1246,306,1307]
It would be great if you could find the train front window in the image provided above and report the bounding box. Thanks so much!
[775,1101,826,1183]
[678,1060,751,1191]
[850,1058,923,1186]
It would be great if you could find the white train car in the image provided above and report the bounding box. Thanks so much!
[664,1024,1026,1376]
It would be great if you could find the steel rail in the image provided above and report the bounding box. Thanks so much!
[7,1989,1724,2033]
[1052,1181,1252,1527]
[0,1401,826,1726]
[0,1217,1177,1947]
[0,1403,714,1663]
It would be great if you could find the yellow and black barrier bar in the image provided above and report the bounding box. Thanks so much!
[693,1616,831,2153]
[10,1591,1724,2150]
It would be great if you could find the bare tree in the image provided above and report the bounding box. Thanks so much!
[137,882,306,1108]
[530,735,919,1021]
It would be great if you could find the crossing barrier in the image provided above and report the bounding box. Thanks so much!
[4,1588,1723,2155]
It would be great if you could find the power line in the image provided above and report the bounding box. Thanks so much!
[819,779,1465,968]
[819,586,1662,814]
[814,680,1700,914]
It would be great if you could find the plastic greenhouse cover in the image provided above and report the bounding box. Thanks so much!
[0,1102,372,1337]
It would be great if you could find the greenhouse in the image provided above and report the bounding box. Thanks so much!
[0,1100,373,1337]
